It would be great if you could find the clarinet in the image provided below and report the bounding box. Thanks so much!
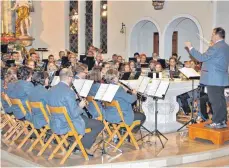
[119,81,147,102]
[71,84,93,119]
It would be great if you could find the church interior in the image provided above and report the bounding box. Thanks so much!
[1,0,229,167]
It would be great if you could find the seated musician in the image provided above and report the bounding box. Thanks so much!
[149,60,157,72]
[73,63,88,79]
[168,57,180,78]
[46,68,104,153]
[101,62,110,80]
[26,59,36,70]
[140,54,147,64]
[87,68,105,118]
[129,60,136,72]
[121,63,131,73]
[8,66,34,120]
[155,62,167,78]
[104,69,146,133]
[1,67,18,114]
[28,71,49,129]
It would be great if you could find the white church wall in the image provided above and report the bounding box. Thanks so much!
[30,1,69,59]
[108,1,214,60]
[215,1,229,44]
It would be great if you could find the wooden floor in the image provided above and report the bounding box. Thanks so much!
[1,130,229,167]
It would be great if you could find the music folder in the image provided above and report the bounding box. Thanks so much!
[121,72,131,80]
[145,80,170,99]
[94,84,119,102]
[179,67,200,79]
[73,79,94,97]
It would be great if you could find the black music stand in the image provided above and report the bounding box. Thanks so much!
[177,76,200,131]
[138,81,169,148]
[35,48,49,60]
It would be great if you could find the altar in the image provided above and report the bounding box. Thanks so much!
[126,79,199,133]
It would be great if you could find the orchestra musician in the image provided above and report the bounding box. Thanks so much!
[28,71,50,129]
[1,67,18,115]
[8,66,34,121]
[87,68,105,118]
[104,69,146,134]
[46,68,104,154]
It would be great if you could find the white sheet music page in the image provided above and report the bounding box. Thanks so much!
[136,76,144,89]
[179,67,200,78]
[102,84,119,102]
[154,81,170,98]
[51,76,60,86]
[145,79,161,96]
[94,84,109,100]
[73,79,85,93]
[138,77,151,93]
[80,80,94,97]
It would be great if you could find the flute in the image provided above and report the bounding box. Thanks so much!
[71,84,93,119]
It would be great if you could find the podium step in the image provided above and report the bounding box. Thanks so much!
[189,121,229,145]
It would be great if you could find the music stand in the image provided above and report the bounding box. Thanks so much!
[138,80,169,148]
[177,76,200,131]
[35,48,49,60]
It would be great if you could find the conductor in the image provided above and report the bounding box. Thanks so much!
[185,27,229,129]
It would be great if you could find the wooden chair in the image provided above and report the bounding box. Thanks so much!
[86,96,112,137]
[104,100,141,151]
[9,98,44,149]
[46,105,91,165]
[1,93,20,139]
[27,101,52,153]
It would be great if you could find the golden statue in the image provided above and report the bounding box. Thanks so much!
[11,1,31,37]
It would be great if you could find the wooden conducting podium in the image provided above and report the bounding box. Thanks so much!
[189,121,229,145]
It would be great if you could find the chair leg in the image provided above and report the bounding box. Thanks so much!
[48,134,68,160]
[37,134,54,156]
[76,136,89,161]
[6,124,23,142]
[17,128,34,149]
[60,141,78,165]
[28,128,47,152]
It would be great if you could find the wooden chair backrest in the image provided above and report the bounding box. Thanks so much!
[10,98,30,115]
[29,101,50,123]
[104,100,125,123]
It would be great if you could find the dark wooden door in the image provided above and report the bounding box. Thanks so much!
[153,32,159,55]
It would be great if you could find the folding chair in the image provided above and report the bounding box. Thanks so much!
[1,93,19,139]
[46,105,91,165]
[27,101,53,153]
[9,98,44,149]
[104,100,141,152]
[86,96,112,137]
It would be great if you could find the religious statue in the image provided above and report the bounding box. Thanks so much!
[11,1,31,37]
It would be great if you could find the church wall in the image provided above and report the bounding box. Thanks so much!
[30,1,69,59]
[107,1,214,60]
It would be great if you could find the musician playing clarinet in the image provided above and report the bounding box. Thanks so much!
[104,69,146,134]
[46,68,104,155]
[185,27,229,129]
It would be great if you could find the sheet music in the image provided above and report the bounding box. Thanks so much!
[119,80,129,86]
[51,76,60,86]
[138,77,151,93]
[79,80,94,97]
[145,80,161,96]
[73,79,85,93]
[179,67,200,78]
[154,81,170,98]
[94,84,109,100]
[136,76,144,89]
[102,84,119,102]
